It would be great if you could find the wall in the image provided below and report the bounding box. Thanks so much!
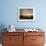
[0,0,46,29]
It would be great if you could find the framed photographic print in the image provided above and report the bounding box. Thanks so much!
[18,7,35,21]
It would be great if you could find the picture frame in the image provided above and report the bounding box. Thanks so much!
[18,7,35,21]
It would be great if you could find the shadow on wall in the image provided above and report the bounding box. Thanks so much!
[0,24,7,43]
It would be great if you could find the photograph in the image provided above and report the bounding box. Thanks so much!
[18,7,35,21]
